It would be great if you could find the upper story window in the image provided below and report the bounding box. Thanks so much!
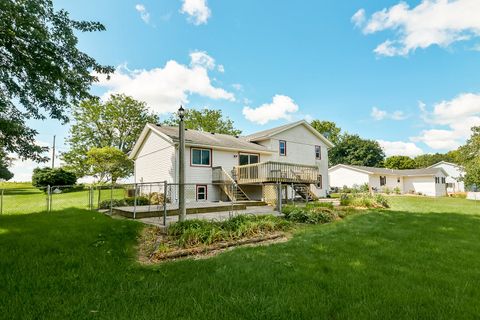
[315,145,321,160]
[191,148,211,166]
[279,140,287,156]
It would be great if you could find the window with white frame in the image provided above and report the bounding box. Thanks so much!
[191,148,211,166]
[315,145,321,160]
[196,185,207,201]
[279,140,286,156]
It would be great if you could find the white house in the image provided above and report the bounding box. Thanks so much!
[130,120,334,203]
[328,164,448,197]
[428,161,465,193]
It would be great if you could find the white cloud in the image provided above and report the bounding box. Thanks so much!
[371,107,387,120]
[94,54,235,114]
[135,4,150,24]
[371,107,407,121]
[411,92,480,149]
[189,51,216,70]
[378,140,424,157]
[180,0,211,25]
[232,83,243,91]
[351,9,366,28]
[355,0,480,56]
[217,64,225,73]
[243,95,299,125]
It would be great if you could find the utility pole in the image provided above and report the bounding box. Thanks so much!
[51,135,56,169]
[178,106,186,221]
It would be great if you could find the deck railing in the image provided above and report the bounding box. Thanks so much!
[234,161,319,184]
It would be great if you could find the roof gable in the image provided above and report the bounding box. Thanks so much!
[245,120,334,148]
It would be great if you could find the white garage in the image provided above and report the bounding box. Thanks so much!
[328,164,448,197]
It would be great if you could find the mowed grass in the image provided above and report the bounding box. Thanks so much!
[1,197,480,319]
[0,184,124,214]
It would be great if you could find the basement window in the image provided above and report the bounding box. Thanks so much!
[316,175,323,189]
[196,185,207,201]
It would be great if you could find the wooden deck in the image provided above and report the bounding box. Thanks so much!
[234,161,320,184]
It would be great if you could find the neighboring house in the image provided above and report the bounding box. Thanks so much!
[428,161,465,193]
[130,120,334,203]
[328,164,448,197]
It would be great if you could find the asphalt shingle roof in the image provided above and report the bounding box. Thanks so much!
[153,125,271,152]
[342,165,445,176]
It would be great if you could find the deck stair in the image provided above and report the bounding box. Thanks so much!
[212,167,250,201]
[293,184,318,201]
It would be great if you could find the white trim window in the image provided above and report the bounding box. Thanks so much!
[279,140,286,156]
[315,145,321,160]
[191,148,211,166]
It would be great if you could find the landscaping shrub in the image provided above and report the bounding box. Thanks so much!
[125,196,149,206]
[98,196,150,209]
[282,203,338,224]
[167,215,292,248]
[98,199,126,209]
[339,193,389,208]
[148,192,167,204]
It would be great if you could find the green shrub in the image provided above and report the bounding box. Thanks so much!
[32,167,77,189]
[339,193,389,209]
[98,199,126,209]
[393,187,401,195]
[125,196,149,206]
[282,202,338,224]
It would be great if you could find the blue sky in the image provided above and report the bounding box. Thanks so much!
[12,0,480,181]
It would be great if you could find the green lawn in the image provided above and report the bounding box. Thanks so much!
[1,184,125,214]
[1,197,480,319]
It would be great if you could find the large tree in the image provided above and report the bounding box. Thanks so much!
[458,126,480,188]
[86,147,133,183]
[0,0,112,163]
[0,150,14,181]
[413,151,459,168]
[330,133,385,167]
[310,120,341,145]
[384,156,417,170]
[162,109,242,136]
[63,94,158,177]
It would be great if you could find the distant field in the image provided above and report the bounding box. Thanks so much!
[0,183,124,214]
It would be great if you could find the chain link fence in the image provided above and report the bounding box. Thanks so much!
[0,182,284,219]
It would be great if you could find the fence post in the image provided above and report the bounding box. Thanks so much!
[0,189,3,215]
[276,182,282,212]
[163,181,168,226]
[109,183,113,215]
[47,185,51,212]
[133,183,137,220]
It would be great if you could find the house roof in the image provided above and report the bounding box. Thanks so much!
[244,120,335,148]
[427,161,464,169]
[329,164,448,177]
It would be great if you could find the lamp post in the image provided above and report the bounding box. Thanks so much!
[178,106,186,221]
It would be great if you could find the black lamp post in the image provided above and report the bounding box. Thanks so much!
[178,106,186,221]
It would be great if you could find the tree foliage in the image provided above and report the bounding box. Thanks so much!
[413,151,459,168]
[163,109,242,136]
[63,94,158,177]
[86,147,133,183]
[384,156,417,170]
[458,126,480,188]
[0,0,113,162]
[32,167,77,188]
[310,120,341,145]
[330,133,385,167]
[0,150,14,181]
